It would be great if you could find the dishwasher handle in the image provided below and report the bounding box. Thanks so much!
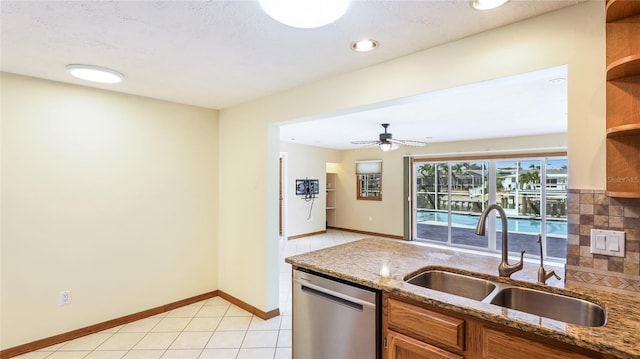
[296,279,376,310]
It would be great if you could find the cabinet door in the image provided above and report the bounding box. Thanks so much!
[482,327,592,359]
[387,330,463,359]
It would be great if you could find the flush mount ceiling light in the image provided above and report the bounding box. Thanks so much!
[259,0,350,29]
[351,39,378,52]
[65,64,124,84]
[471,0,510,10]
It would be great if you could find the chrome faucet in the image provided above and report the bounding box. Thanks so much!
[536,234,561,284]
[475,204,525,278]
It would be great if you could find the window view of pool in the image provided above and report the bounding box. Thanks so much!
[417,210,567,237]
[413,157,568,259]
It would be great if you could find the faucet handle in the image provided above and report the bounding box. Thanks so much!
[538,268,561,284]
[499,249,526,278]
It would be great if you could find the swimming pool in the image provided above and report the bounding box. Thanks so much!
[416,211,567,236]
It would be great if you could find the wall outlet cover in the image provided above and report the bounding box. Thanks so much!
[60,290,71,305]
[590,229,625,257]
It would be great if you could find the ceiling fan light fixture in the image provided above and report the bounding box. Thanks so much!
[351,124,425,151]
[259,0,350,29]
[379,142,400,152]
[351,39,378,52]
[66,64,124,84]
[379,142,392,152]
[471,0,510,10]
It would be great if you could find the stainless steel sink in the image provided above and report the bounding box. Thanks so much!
[489,287,606,327]
[406,270,497,301]
[405,269,607,327]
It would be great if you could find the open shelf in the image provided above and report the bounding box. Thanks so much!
[607,123,640,137]
[607,0,640,22]
[326,173,337,227]
[606,0,640,198]
[606,191,640,198]
[607,54,640,80]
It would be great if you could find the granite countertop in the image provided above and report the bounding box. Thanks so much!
[285,238,640,359]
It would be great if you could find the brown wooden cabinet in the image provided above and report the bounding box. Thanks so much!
[606,0,640,198]
[481,327,593,359]
[387,330,463,359]
[383,294,607,359]
[386,297,465,353]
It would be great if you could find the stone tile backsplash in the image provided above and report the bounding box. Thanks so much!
[565,189,640,296]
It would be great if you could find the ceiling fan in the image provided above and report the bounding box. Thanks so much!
[350,123,428,151]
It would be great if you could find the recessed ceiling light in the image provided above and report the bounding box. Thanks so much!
[549,77,566,84]
[471,0,510,10]
[259,0,350,29]
[351,39,378,52]
[66,64,124,84]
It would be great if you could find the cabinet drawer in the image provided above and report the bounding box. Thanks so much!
[387,330,463,359]
[482,327,592,359]
[388,298,465,352]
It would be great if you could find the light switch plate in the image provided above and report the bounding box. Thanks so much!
[590,229,625,257]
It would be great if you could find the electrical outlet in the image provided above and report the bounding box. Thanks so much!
[369,216,373,221]
[60,290,71,305]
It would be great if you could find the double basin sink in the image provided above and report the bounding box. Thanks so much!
[406,269,606,327]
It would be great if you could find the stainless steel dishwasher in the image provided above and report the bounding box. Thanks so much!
[293,268,380,359]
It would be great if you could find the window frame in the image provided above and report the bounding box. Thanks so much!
[357,173,382,201]
[411,151,567,261]
[356,160,383,201]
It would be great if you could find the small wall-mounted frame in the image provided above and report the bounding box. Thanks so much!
[296,178,319,196]
[356,160,382,201]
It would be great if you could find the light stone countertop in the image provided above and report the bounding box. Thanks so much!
[285,238,640,359]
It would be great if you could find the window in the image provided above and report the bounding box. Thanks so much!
[356,160,382,200]
[413,155,567,260]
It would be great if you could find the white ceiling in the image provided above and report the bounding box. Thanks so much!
[280,65,568,150]
[1,0,578,149]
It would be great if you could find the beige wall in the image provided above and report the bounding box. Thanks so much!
[280,142,341,238]
[0,73,219,349]
[218,1,604,313]
[0,0,606,349]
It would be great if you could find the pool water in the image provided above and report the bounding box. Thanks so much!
[417,211,567,236]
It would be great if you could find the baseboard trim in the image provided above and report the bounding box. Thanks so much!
[218,291,280,320]
[1,290,280,358]
[287,230,326,240]
[327,226,403,240]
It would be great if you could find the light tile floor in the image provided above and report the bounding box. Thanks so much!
[16,229,368,359]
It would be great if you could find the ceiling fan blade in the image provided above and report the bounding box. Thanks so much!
[350,140,381,145]
[351,124,429,149]
[389,139,428,146]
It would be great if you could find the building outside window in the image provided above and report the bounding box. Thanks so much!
[356,160,382,201]
[413,156,567,260]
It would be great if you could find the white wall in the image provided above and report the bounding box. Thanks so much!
[0,73,219,349]
[217,1,604,313]
[280,142,341,238]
